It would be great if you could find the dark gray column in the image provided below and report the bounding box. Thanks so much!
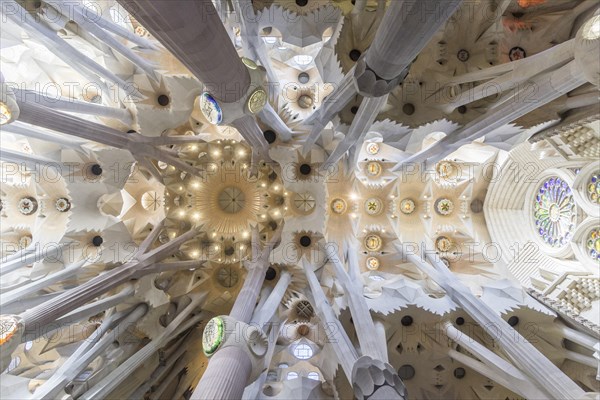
[364,0,462,80]
[118,0,250,103]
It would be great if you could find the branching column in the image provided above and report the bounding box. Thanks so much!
[191,227,282,400]
[19,227,198,335]
[399,60,589,167]
[397,245,586,400]
[326,245,388,361]
[253,271,292,329]
[303,261,359,380]
[304,260,406,400]
[15,101,201,177]
[243,274,292,399]
[118,0,250,103]
[364,0,462,81]
[304,0,462,158]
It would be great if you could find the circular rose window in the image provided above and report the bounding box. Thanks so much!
[533,177,577,248]
[586,228,600,263]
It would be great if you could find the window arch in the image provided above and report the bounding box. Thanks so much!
[307,371,320,380]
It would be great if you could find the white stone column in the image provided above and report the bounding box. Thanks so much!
[17,228,197,337]
[4,123,86,149]
[396,244,586,400]
[304,0,462,156]
[253,271,292,329]
[559,324,599,351]
[34,304,148,400]
[0,148,60,172]
[1,260,85,306]
[1,243,71,276]
[191,267,265,399]
[302,72,358,153]
[444,322,550,399]
[399,59,589,167]
[191,227,282,400]
[230,115,272,164]
[192,346,253,400]
[324,95,389,165]
[16,100,202,177]
[13,89,132,123]
[4,2,130,93]
[326,245,388,361]
[79,297,204,399]
[304,260,359,380]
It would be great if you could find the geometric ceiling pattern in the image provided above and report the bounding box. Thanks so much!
[1,0,599,399]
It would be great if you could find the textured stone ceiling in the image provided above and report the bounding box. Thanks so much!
[0,0,599,399]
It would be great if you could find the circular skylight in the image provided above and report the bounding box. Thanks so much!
[533,177,577,248]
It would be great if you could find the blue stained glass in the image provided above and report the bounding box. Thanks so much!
[586,229,600,263]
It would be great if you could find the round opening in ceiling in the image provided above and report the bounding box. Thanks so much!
[263,130,277,143]
[298,72,310,84]
[349,49,361,61]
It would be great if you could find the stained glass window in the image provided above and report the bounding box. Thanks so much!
[586,228,600,262]
[533,177,577,248]
[586,173,599,204]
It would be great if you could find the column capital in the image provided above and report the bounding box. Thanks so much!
[202,315,269,383]
[199,58,268,126]
[0,315,24,373]
[353,57,410,98]
[352,355,407,399]
[0,81,19,126]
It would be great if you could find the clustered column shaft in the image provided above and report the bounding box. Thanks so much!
[118,0,250,103]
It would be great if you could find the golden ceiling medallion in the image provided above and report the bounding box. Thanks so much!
[247,88,267,114]
[436,160,457,179]
[366,256,380,270]
[366,142,380,155]
[399,198,416,215]
[435,236,453,252]
[366,161,382,177]
[0,102,11,125]
[330,198,347,214]
[364,234,383,252]
[241,57,258,69]
[365,197,383,215]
